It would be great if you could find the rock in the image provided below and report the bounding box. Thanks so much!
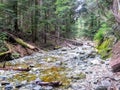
[1,81,10,86]
[101,80,111,87]
[5,84,13,90]
[15,84,24,88]
[100,61,105,64]
[110,58,120,72]
[56,61,62,65]
[33,85,42,90]
[0,76,7,81]
[29,64,35,68]
[91,60,100,65]
[87,52,96,58]
[32,68,39,71]
[95,86,107,90]
[44,86,53,90]
[35,78,41,82]
[73,56,78,59]
[61,48,67,51]
[110,41,120,72]
[79,51,85,54]
[93,80,99,84]
[21,80,27,85]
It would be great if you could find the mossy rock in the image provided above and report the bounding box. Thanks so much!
[40,66,70,86]
[97,37,115,59]
[9,72,36,82]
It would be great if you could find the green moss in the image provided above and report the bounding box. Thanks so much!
[40,66,70,86]
[97,38,114,59]
[9,72,36,82]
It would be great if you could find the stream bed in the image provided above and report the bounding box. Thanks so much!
[0,41,119,90]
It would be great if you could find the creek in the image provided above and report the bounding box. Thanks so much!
[0,40,119,90]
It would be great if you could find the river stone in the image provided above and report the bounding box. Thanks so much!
[0,76,8,81]
[5,84,13,90]
[1,81,10,86]
[95,86,107,90]
[101,80,111,87]
[91,60,100,65]
[43,86,53,90]
[33,85,42,90]
[15,84,24,88]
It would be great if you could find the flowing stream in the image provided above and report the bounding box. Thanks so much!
[0,40,119,90]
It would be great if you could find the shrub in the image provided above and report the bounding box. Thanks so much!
[94,23,111,45]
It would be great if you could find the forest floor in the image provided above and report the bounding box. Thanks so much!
[0,39,119,90]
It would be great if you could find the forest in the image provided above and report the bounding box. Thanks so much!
[0,0,120,90]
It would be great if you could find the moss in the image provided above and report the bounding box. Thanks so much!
[97,38,114,59]
[9,72,36,82]
[40,66,70,86]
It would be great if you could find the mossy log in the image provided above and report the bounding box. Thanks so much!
[7,33,38,50]
[15,38,35,49]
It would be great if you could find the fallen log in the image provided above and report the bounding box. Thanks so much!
[0,67,30,71]
[7,33,38,50]
[35,81,62,87]
[0,51,11,57]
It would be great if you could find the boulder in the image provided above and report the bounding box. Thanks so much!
[110,41,120,72]
[110,58,120,72]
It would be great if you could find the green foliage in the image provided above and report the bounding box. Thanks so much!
[11,52,20,59]
[94,23,111,44]
[0,32,8,52]
[97,38,114,59]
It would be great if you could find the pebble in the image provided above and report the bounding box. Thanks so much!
[91,60,100,65]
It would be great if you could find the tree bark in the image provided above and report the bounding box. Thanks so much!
[31,0,39,42]
[13,0,19,31]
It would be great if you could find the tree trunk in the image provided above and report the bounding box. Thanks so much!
[43,9,48,44]
[31,0,39,42]
[13,0,19,31]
